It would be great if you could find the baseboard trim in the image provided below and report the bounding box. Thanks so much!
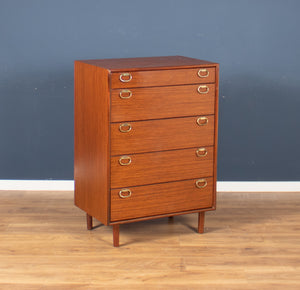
[217,181,300,192]
[0,180,300,192]
[0,180,74,191]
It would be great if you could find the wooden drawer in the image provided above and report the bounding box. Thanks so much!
[110,67,215,89]
[111,177,214,221]
[111,115,214,155]
[111,146,214,188]
[111,84,215,122]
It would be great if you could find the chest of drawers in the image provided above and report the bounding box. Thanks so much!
[74,56,219,247]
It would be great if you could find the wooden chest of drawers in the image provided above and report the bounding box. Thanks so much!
[74,56,219,247]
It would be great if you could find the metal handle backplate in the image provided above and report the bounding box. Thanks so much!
[197,69,209,78]
[197,85,209,94]
[119,73,132,82]
[119,123,132,133]
[119,89,132,99]
[195,179,207,189]
[196,117,208,126]
[119,188,132,198]
[119,156,132,166]
[196,148,208,157]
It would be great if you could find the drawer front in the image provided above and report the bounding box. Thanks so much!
[111,147,214,188]
[111,177,214,221]
[111,115,214,155]
[111,84,215,122]
[110,67,216,89]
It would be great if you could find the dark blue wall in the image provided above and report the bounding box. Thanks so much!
[1,0,299,180]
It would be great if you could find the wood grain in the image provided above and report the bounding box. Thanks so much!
[111,84,215,122]
[86,213,93,230]
[110,178,213,221]
[198,212,205,233]
[111,147,214,188]
[110,67,216,89]
[113,225,119,247]
[1,190,299,289]
[111,115,215,155]
[79,55,217,71]
[74,61,110,225]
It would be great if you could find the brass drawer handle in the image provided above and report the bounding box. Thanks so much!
[196,116,208,126]
[196,148,207,157]
[119,156,132,166]
[197,69,209,78]
[119,123,132,133]
[119,188,132,198]
[197,85,209,94]
[119,73,132,82]
[119,89,132,99]
[195,179,207,189]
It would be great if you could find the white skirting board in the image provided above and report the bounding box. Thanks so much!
[0,180,300,192]
[217,181,300,192]
[0,180,74,191]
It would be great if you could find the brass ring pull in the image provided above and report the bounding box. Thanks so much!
[197,69,209,78]
[119,188,132,198]
[195,179,207,189]
[119,156,132,166]
[119,73,132,82]
[197,85,209,94]
[119,89,132,99]
[196,117,208,126]
[196,148,208,157]
[119,123,132,133]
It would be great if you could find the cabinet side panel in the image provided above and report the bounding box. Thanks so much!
[74,61,110,225]
[213,64,219,208]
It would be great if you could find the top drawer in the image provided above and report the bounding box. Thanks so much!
[110,67,216,88]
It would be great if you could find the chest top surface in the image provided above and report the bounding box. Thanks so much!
[76,55,217,72]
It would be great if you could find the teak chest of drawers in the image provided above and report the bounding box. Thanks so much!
[74,56,219,247]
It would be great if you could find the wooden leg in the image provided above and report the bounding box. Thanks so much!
[168,216,174,223]
[198,212,205,233]
[86,213,93,230]
[113,225,120,247]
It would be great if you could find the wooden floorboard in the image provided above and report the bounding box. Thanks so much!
[0,190,299,289]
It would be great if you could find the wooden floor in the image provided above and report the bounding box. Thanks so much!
[0,190,299,289]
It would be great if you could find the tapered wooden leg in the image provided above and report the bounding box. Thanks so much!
[113,225,120,247]
[198,212,205,233]
[86,213,93,230]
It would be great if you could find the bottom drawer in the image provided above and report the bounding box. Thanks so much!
[110,177,214,222]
